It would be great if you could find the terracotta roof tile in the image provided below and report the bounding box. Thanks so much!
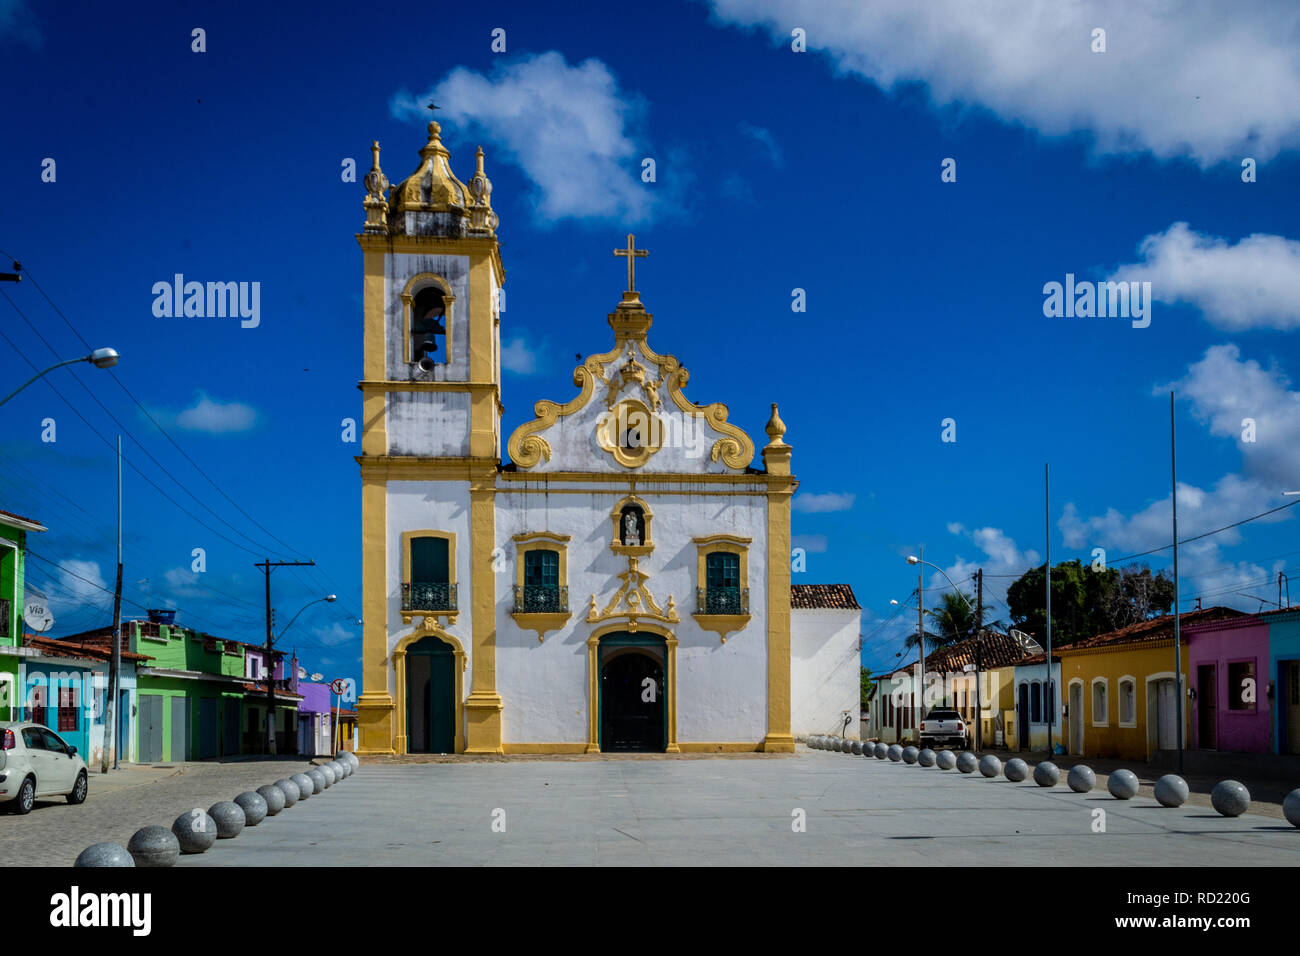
[0,508,43,526]
[922,630,1037,672]
[1056,606,1241,652]
[791,584,860,610]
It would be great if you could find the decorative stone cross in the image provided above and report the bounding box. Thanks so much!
[613,233,648,293]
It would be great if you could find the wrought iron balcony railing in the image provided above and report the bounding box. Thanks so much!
[697,587,748,615]
[513,584,568,614]
[401,581,457,613]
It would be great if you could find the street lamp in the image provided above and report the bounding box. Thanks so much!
[0,348,120,407]
[278,594,337,640]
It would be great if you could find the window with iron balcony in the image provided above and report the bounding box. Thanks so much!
[401,532,458,620]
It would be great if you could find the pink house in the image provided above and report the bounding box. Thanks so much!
[1185,615,1271,753]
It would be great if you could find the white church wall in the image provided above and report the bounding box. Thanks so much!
[384,253,472,383]
[494,485,770,744]
[791,607,861,739]
[387,391,472,457]
[385,480,474,700]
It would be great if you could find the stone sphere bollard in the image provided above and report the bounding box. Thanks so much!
[1067,765,1096,793]
[1033,761,1060,787]
[306,768,327,793]
[806,736,817,749]
[344,752,359,769]
[851,740,863,756]
[874,743,889,759]
[292,773,315,800]
[1282,789,1300,828]
[208,801,246,839]
[172,810,218,854]
[917,748,937,767]
[333,759,349,778]
[979,754,1002,778]
[827,737,839,752]
[887,744,903,762]
[75,842,135,867]
[1211,780,1251,817]
[319,764,337,786]
[902,746,919,765]
[258,784,287,815]
[275,778,300,806]
[956,751,978,774]
[936,750,958,770]
[1107,769,1140,799]
[127,825,180,867]
[1004,758,1029,782]
[1154,774,1189,808]
[235,791,268,826]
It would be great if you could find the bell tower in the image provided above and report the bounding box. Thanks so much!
[355,117,507,754]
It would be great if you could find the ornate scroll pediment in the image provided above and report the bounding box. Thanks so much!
[586,556,679,632]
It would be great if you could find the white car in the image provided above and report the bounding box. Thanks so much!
[0,722,88,814]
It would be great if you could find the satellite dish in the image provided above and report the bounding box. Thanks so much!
[297,667,307,679]
[23,591,54,633]
[1010,628,1043,655]
[310,672,324,682]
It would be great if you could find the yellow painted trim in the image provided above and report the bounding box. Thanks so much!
[586,621,679,754]
[763,471,795,753]
[595,398,664,468]
[676,742,764,753]
[609,494,654,556]
[400,529,458,626]
[358,457,498,481]
[359,380,500,394]
[693,535,752,641]
[498,470,777,486]
[360,248,388,458]
[392,623,467,755]
[355,233,505,287]
[512,532,572,641]
[501,743,589,754]
[399,272,457,366]
[464,474,502,753]
[357,475,393,754]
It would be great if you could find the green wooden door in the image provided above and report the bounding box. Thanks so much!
[407,636,455,753]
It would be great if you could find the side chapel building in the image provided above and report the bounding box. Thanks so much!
[354,119,860,755]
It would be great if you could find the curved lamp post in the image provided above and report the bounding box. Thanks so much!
[0,348,119,407]
[908,555,986,748]
[278,594,337,640]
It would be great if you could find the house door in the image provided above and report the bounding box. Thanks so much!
[1285,661,1300,755]
[1196,664,1217,749]
[170,696,188,762]
[138,694,163,762]
[600,647,666,753]
[406,635,456,754]
[1017,683,1030,750]
[223,699,240,755]
[1156,679,1178,750]
[199,697,218,758]
[1069,683,1083,755]
[118,690,130,761]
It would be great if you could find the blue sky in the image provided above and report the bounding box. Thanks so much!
[2,0,1299,682]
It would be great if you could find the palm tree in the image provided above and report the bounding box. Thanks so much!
[928,592,1004,647]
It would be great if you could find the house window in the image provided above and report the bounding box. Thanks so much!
[511,532,571,638]
[693,535,751,633]
[1091,678,1108,726]
[1227,660,1256,711]
[704,552,741,614]
[1030,681,1041,723]
[402,532,456,613]
[521,549,561,612]
[1119,677,1136,726]
[29,684,46,727]
[58,686,77,732]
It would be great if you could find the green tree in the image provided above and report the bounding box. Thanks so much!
[1007,559,1176,645]
[860,667,875,708]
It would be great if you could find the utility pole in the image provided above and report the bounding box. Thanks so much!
[974,568,984,751]
[255,558,315,755]
[102,435,122,773]
[1045,463,1053,756]
[1171,392,1184,774]
[916,544,925,741]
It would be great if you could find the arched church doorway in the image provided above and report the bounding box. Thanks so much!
[406,634,456,754]
[599,633,667,753]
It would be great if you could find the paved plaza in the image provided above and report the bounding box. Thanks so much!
[176,749,1300,867]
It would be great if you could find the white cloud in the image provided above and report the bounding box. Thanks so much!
[791,533,827,553]
[792,491,855,513]
[706,0,1300,165]
[310,623,355,648]
[942,525,1041,608]
[1110,224,1300,331]
[53,559,109,615]
[167,393,258,434]
[392,52,660,224]
[737,122,783,167]
[501,337,538,375]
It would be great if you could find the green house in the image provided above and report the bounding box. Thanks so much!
[0,508,47,721]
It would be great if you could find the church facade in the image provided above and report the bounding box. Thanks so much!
[354,120,859,755]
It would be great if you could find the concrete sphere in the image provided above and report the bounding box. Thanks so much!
[76,842,135,867]
[172,810,218,854]
[1033,761,1060,787]
[827,737,838,751]
[979,754,1002,778]
[814,736,825,749]
[902,746,920,765]
[126,825,180,867]
[874,743,889,759]
[1211,780,1251,817]
[850,740,863,755]
[956,751,978,774]
[258,784,287,815]
[319,764,337,786]
[291,773,315,800]
[887,744,903,762]
[1004,758,1029,782]
[936,750,958,770]
[234,791,268,826]
[343,752,359,769]
[1282,789,1300,828]
[806,736,818,749]
[306,768,327,793]
[1154,774,1189,808]
[1107,768,1140,799]
[275,777,300,806]
[335,760,350,778]
[917,748,937,767]
[208,801,246,839]
[1067,765,1096,793]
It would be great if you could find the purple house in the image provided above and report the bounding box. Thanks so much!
[289,655,338,757]
[1185,614,1271,753]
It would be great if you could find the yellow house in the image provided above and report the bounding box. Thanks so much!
[1057,608,1237,761]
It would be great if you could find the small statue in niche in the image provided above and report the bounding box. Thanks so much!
[622,509,641,546]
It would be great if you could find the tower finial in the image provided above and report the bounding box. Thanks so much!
[765,403,787,445]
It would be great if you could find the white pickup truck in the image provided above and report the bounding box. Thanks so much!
[919,709,971,750]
